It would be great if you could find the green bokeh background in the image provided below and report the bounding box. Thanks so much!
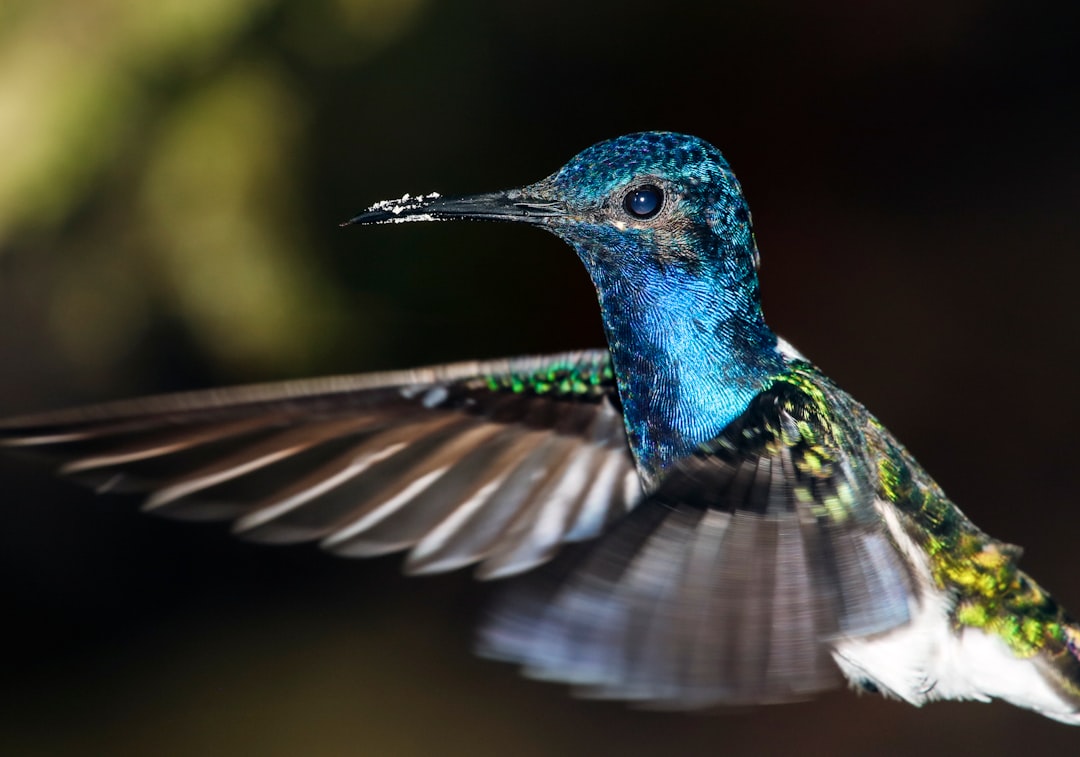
[2,1,1080,755]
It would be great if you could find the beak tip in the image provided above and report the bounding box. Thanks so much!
[340,192,445,228]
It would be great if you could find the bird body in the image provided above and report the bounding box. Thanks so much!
[3,132,1079,723]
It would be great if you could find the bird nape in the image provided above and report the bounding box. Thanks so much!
[2,132,1079,723]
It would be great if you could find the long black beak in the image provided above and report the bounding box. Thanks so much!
[341,189,566,227]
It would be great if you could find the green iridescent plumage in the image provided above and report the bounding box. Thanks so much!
[875,427,1080,685]
[779,362,1080,696]
[481,353,615,398]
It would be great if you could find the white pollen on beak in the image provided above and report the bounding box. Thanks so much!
[365,191,442,216]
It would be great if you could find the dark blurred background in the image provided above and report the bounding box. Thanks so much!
[2,1,1080,755]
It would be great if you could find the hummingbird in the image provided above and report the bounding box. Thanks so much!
[2,132,1078,723]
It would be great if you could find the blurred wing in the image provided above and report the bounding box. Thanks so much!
[479,369,915,706]
[0,350,641,579]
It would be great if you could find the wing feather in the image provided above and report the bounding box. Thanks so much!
[0,350,640,578]
[479,367,915,706]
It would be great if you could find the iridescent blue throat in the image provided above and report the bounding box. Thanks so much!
[581,248,783,485]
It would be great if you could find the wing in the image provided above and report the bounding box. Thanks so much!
[479,367,915,706]
[0,350,641,579]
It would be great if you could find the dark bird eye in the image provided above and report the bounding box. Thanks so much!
[624,185,663,219]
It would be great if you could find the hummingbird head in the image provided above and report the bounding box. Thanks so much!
[343,132,760,284]
[529,132,758,276]
[346,132,777,479]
